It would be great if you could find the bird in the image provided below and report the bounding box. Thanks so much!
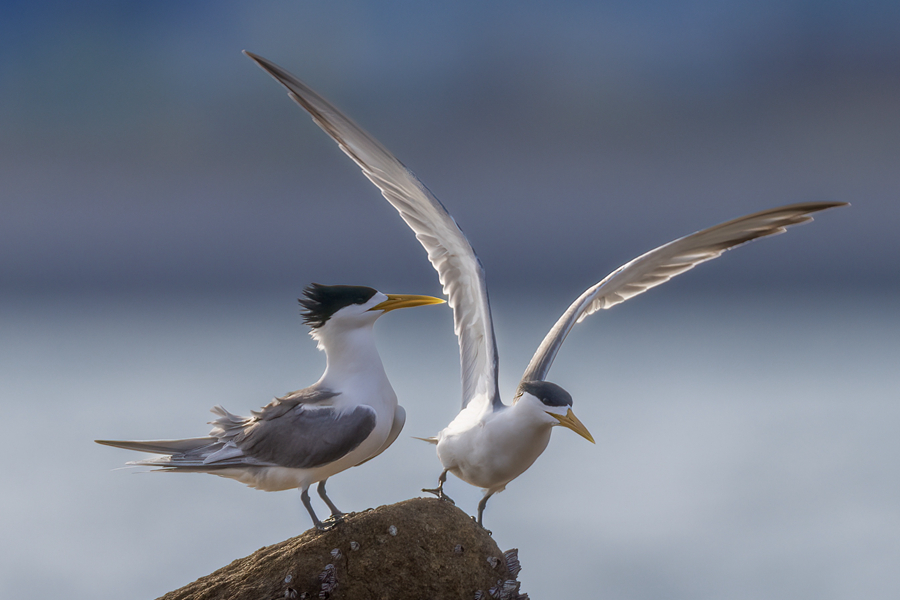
[243,51,847,526]
[96,283,444,531]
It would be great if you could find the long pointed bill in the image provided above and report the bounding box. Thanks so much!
[369,294,445,313]
[548,408,595,443]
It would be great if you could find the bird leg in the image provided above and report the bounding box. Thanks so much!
[422,469,455,504]
[475,491,495,532]
[317,479,345,525]
[300,486,330,532]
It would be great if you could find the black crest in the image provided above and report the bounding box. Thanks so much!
[518,380,573,407]
[299,284,379,329]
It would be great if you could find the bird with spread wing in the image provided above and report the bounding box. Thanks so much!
[245,51,846,527]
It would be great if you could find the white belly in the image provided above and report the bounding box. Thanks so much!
[436,407,552,493]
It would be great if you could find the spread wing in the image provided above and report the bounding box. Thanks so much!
[245,51,500,411]
[520,201,847,385]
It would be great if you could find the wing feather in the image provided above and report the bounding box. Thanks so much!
[233,404,377,469]
[520,202,847,384]
[245,51,500,410]
[97,400,377,471]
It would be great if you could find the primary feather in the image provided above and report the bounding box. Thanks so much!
[244,51,501,412]
[520,201,845,384]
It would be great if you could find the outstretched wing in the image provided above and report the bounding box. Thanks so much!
[245,51,500,411]
[520,201,847,385]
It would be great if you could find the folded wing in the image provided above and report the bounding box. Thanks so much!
[213,404,377,469]
[96,402,377,471]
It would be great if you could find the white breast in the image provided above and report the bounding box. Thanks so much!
[436,400,553,493]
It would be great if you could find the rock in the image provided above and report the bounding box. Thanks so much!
[157,497,528,600]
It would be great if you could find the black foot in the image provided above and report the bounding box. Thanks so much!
[321,512,345,527]
[422,487,455,505]
[313,519,340,532]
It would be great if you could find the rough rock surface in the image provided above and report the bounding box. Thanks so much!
[157,497,527,600]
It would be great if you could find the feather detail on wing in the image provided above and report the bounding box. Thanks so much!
[209,403,377,470]
[94,433,273,469]
[94,437,218,455]
[245,52,500,411]
[96,400,378,471]
[250,387,339,420]
[520,201,847,385]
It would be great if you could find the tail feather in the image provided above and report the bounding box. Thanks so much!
[412,436,439,445]
[97,436,270,470]
[95,437,216,455]
[208,405,251,440]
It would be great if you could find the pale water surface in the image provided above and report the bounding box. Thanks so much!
[1,290,897,599]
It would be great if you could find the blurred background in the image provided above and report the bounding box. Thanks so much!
[1,1,897,599]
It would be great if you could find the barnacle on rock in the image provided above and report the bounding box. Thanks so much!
[317,563,337,599]
[503,548,521,578]
[499,579,521,599]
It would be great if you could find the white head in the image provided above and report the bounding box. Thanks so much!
[516,380,595,443]
[299,283,444,347]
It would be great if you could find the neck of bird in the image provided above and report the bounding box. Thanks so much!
[316,326,387,390]
[517,401,555,447]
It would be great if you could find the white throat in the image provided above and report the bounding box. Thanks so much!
[313,321,389,392]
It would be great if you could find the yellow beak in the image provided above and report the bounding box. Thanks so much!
[369,294,445,313]
[547,408,595,443]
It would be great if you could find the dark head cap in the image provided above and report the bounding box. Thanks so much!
[299,284,379,329]
[518,380,573,407]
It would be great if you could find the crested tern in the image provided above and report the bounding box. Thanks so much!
[244,51,847,526]
[97,284,443,530]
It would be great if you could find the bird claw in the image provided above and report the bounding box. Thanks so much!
[322,512,345,526]
[422,487,455,505]
[314,519,340,532]
[312,513,346,533]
